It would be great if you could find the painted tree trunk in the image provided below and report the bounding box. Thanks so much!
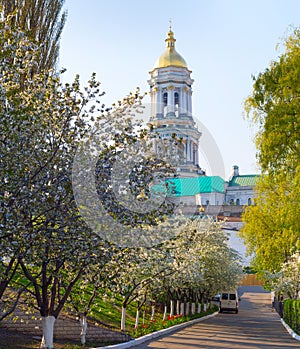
[176,300,180,315]
[191,302,196,315]
[197,303,201,313]
[180,302,184,315]
[121,307,126,331]
[203,303,207,312]
[185,302,189,316]
[40,316,56,349]
[135,309,140,329]
[162,304,167,321]
[151,305,155,321]
[170,300,174,317]
[80,314,88,345]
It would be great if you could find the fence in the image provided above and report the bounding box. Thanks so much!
[241,274,265,286]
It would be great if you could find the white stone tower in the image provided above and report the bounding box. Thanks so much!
[148,26,204,177]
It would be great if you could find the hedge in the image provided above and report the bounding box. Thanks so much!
[283,299,300,335]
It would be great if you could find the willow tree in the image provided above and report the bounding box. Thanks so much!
[240,28,300,274]
[0,0,67,70]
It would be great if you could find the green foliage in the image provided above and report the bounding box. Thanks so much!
[262,252,300,298]
[240,172,300,273]
[241,27,300,274]
[68,286,137,329]
[0,0,67,70]
[243,266,256,274]
[283,299,300,335]
[244,28,300,175]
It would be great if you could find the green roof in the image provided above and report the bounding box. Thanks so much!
[228,175,259,187]
[164,176,225,197]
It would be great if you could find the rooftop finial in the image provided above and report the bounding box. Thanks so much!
[166,19,175,48]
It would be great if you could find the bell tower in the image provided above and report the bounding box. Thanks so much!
[148,26,204,176]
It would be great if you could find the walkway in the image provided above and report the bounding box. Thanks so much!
[137,286,299,349]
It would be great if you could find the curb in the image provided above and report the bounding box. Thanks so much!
[281,318,300,341]
[91,311,219,349]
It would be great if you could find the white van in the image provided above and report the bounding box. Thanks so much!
[219,290,239,313]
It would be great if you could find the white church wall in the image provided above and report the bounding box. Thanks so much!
[225,187,255,206]
[176,192,225,207]
[199,192,225,206]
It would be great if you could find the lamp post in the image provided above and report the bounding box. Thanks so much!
[199,204,205,218]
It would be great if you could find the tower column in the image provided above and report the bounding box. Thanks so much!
[148,26,202,176]
[157,88,163,116]
[168,89,174,116]
[180,88,185,114]
[181,87,187,114]
[187,90,192,116]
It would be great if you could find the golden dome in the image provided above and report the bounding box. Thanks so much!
[154,29,187,69]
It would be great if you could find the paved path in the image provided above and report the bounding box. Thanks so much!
[137,286,299,349]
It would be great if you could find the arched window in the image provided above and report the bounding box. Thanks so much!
[163,92,168,106]
[248,198,252,205]
[206,200,209,206]
[174,92,179,106]
[236,198,240,206]
[174,92,179,117]
[163,92,168,117]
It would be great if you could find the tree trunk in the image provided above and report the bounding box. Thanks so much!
[191,302,196,315]
[121,306,126,331]
[180,302,184,315]
[151,305,155,321]
[79,314,88,345]
[176,300,180,315]
[135,309,140,329]
[162,304,167,321]
[203,303,207,312]
[170,300,174,317]
[197,302,201,313]
[40,316,56,349]
[185,302,189,316]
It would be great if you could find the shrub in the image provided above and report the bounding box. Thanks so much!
[283,299,300,335]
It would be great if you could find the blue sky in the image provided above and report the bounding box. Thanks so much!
[59,0,300,178]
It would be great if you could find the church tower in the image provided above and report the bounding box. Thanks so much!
[148,26,204,177]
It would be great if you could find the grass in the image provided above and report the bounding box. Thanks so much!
[0,306,218,349]
[0,327,121,349]
[130,307,218,338]
[2,274,218,348]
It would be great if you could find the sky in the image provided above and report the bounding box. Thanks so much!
[59,0,300,179]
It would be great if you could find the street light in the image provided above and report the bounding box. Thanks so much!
[199,205,205,218]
